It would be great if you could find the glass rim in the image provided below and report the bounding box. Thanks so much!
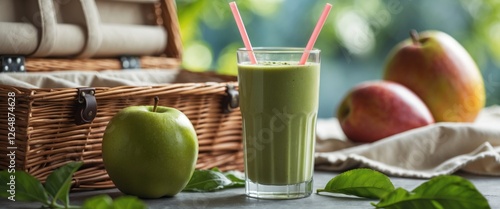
[237,47,320,53]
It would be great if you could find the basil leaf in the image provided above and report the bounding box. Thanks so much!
[373,175,491,209]
[211,167,245,185]
[183,169,244,192]
[44,161,83,207]
[183,169,232,192]
[82,194,113,209]
[222,170,245,188]
[0,170,49,204]
[317,168,395,199]
[371,188,414,208]
[82,195,147,209]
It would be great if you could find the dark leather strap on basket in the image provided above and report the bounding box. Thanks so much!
[222,84,239,113]
[75,87,97,125]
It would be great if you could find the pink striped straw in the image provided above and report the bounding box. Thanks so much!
[229,2,257,64]
[299,3,332,65]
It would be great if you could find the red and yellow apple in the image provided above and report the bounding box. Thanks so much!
[337,81,434,143]
[383,30,485,122]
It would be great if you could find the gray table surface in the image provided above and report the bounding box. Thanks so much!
[1,170,499,209]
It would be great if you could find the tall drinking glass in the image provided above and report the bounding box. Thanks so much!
[237,47,320,199]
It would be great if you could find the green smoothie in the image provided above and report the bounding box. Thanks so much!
[238,61,320,185]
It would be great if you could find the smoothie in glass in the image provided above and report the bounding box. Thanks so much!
[237,48,320,199]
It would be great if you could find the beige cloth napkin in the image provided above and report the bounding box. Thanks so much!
[0,70,179,88]
[315,106,500,178]
[0,69,235,89]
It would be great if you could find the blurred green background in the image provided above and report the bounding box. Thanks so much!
[175,0,500,118]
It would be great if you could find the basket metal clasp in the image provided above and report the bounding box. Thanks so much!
[119,56,141,70]
[222,84,239,113]
[1,56,26,73]
[74,87,97,125]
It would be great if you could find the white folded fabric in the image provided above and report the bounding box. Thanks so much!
[0,70,179,88]
[315,106,500,178]
[0,69,234,89]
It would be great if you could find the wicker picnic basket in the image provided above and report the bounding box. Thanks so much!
[0,0,243,189]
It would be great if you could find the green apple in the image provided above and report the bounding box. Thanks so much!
[337,81,434,143]
[383,30,485,122]
[102,98,198,198]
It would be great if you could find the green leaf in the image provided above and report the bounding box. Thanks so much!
[112,196,148,209]
[371,188,415,209]
[316,168,395,199]
[82,195,148,209]
[0,170,49,204]
[182,169,232,192]
[210,167,221,172]
[82,195,147,209]
[82,194,113,209]
[222,170,245,188]
[373,175,491,209]
[210,167,245,187]
[44,161,83,207]
[182,169,244,192]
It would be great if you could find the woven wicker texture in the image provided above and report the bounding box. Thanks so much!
[25,56,180,72]
[0,83,243,189]
[0,0,244,190]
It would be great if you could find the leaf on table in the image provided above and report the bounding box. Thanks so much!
[82,194,113,209]
[222,170,245,188]
[82,194,147,209]
[44,161,83,206]
[316,168,395,199]
[373,175,491,209]
[370,188,414,209]
[0,170,49,204]
[183,169,232,192]
[183,169,244,192]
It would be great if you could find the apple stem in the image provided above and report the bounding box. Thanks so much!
[153,96,159,112]
[410,29,419,45]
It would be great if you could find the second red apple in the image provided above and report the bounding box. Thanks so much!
[337,81,434,143]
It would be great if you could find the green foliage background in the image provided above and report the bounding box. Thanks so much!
[176,0,500,118]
